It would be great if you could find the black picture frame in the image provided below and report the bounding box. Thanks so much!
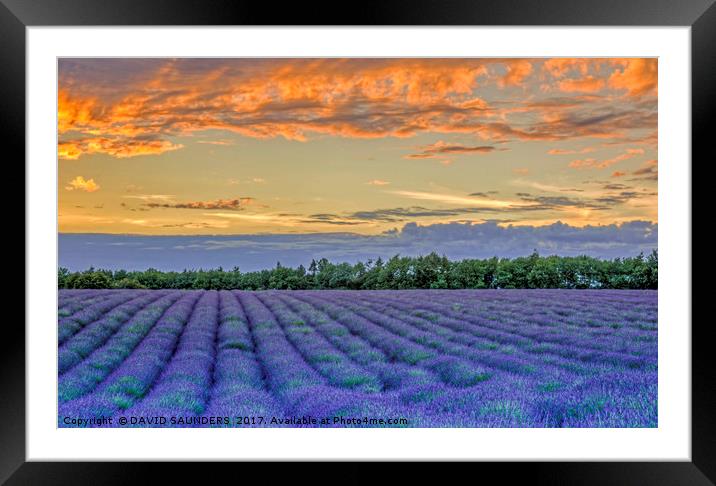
[4,0,711,483]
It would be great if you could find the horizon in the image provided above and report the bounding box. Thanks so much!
[58,220,657,272]
[57,217,657,238]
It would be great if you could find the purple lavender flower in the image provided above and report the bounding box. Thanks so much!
[58,289,658,428]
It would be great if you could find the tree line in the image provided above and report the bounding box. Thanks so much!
[58,250,657,290]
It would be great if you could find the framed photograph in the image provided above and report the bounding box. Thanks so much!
[7,0,712,482]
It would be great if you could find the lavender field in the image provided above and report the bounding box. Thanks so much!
[58,289,657,428]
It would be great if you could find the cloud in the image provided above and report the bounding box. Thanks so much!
[122,218,149,226]
[602,183,629,190]
[569,148,644,169]
[341,199,591,223]
[569,158,600,169]
[65,176,100,192]
[405,140,504,160]
[123,194,175,202]
[557,76,605,93]
[300,214,365,226]
[367,179,390,186]
[58,58,497,158]
[196,139,234,146]
[296,184,650,225]
[629,159,658,181]
[405,140,499,160]
[59,136,183,160]
[144,197,254,211]
[543,59,594,78]
[592,190,655,206]
[525,189,652,209]
[397,220,657,252]
[632,159,658,175]
[608,59,658,97]
[203,212,303,227]
[119,218,230,229]
[57,58,658,159]
[512,168,530,175]
[547,147,595,155]
[515,193,610,210]
[600,130,657,148]
[511,179,588,194]
[542,59,656,98]
[347,206,503,222]
[160,221,230,229]
[390,190,526,208]
[59,220,658,272]
[228,177,266,185]
[467,191,499,198]
[498,60,533,87]
[543,59,610,95]
[472,106,655,143]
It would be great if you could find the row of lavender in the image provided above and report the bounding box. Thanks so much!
[58,288,657,427]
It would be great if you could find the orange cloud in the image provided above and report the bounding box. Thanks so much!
[58,90,101,133]
[543,59,610,94]
[568,158,599,169]
[608,59,657,97]
[405,140,499,160]
[632,159,658,179]
[59,59,499,157]
[59,137,183,160]
[196,139,235,146]
[367,179,391,186]
[65,176,100,192]
[543,59,594,78]
[569,148,644,169]
[557,76,605,93]
[499,60,533,87]
[543,58,657,97]
[57,58,658,159]
[547,147,595,155]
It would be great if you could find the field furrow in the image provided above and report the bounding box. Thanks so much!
[235,292,327,412]
[276,293,441,391]
[328,292,595,379]
[58,291,184,401]
[289,292,494,388]
[371,291,655,367]
[237,292,433,424]
[255,291,385,392]
[200,291,284,424]
[58,291,174,373]
[57,289,658,428]
[58,290,148,344]
[358,292,648,369]
[115,291,220,423]
[58,290,115,316]
[58,291,203,424]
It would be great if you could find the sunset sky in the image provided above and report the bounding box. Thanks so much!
[58,58,657,236]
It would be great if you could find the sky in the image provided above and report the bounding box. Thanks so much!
[58,58,657,241]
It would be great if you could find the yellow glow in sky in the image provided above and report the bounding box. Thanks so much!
[58,58,657,235]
